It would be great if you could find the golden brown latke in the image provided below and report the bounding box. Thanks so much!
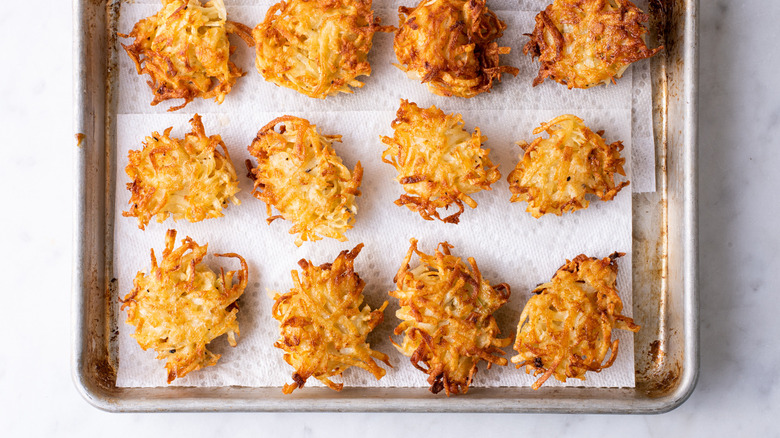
[524,0,662,89]
[124,114,241,230]
[394,0,518,97]
[253,0,385,98]
[391,239,511,395]
[380,100,500,224]
[120,0,254,111]
[507,114,629,218]
[511,253,639,389]
[247,116,362,246]
[272,244,390,394]
[120,229,248,383]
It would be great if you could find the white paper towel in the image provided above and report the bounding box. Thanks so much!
[117,0,657,191]
[114,0,643,389]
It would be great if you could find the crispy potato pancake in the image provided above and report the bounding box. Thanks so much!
[272,244,389,394]
[507,114,629,218]
[247,116,362,246]
[391,239,511,395]
[120,0,253,111]
[380,100,500,224]
[511,253,639,389]
[120,229,248,383]
[524,0,662,89]
[124,114,241,230]
[253,0,383,98]
[394,0,518,98]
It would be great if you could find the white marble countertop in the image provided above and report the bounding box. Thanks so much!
[2,0,779,435]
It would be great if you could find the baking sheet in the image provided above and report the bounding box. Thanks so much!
[73,0,699,413]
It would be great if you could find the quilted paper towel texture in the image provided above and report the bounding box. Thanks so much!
[116,0,657,191]
[115,109,634,389]
[114,0,648,388]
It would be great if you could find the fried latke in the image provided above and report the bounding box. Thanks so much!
[247,116,362,246]
[272,244,389,394]
[507,114,629,218]
[394,0,518,98]
[524,0,662,89]
[391,239,511,395]
[380,100,500,224]
[511,253,639,389]
[120,0,253,111]
[120,229,249,383]
[124,114,241,230]
[253,0,384,98]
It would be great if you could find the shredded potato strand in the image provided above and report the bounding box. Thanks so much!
[394,0,518,97]
[121,229,249,383]
[272,244,389,394]
[381,100,500,224]
[247,116,361,246]
[253,0,382,98]
[511,253,639,389]
[120,0,252,111]
[524,0,662,89]
[391,238,511,396]
[507,114,629,218]
[123,114,241,229]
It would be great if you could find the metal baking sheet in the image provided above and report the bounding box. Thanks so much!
[72,0,698,413]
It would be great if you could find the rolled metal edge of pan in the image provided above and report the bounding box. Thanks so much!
[72,0,121,412]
